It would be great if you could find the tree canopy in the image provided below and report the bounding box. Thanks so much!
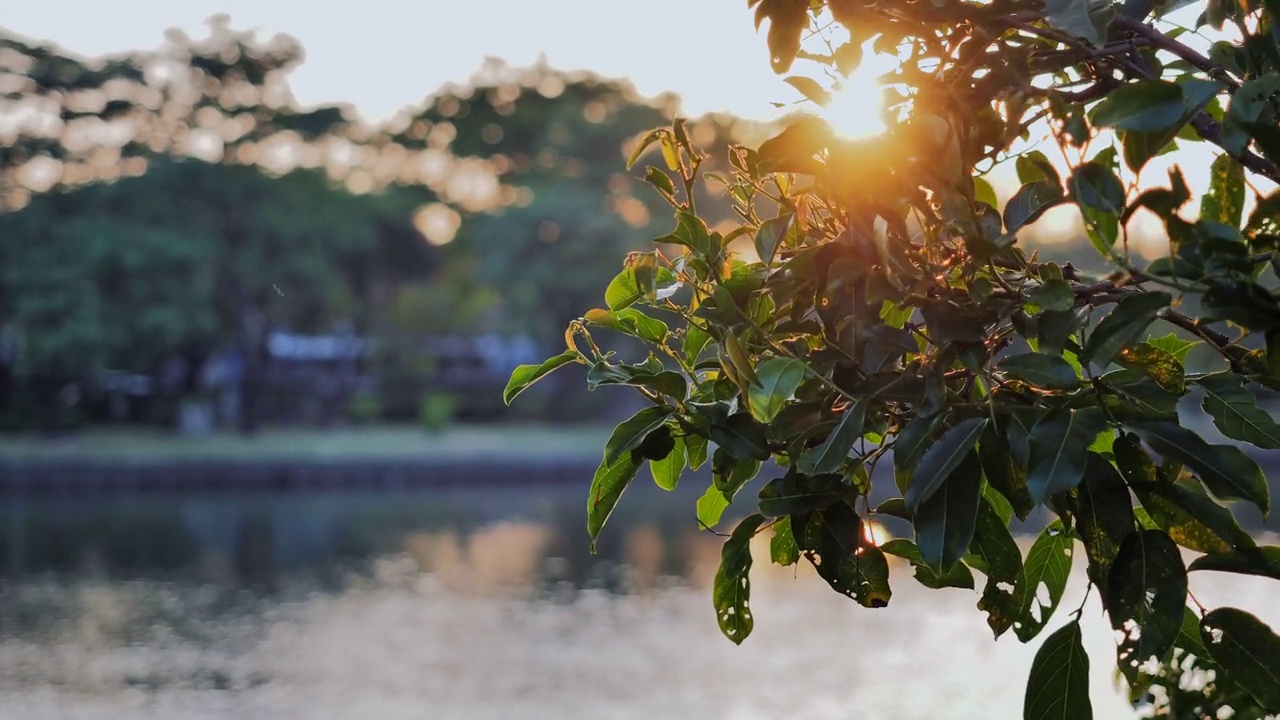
[507,0,1280,715]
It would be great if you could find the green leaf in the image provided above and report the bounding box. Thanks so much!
[748,356,807,423]
[1189,546,1280,580]
[1115,342,1184,393]
[1029,279,1076,312]
[1081,291,1172,368]
[981,424,1035,520]
[1014,522,1074,642]
[1092,80,1188,133]
[797,399,867,475]
[969,491,1023,585]
[503,350,581,404]
[650,436,685,491]
[587,451,644,545]
[626,128,665,170]
[1027,408,1108,504]
[713,514,766,644]
[1201,153,1245,226]
[893,414,942,494]
[904,418,988,513]
[1105,529,1187,679]
[1069,162,1126,215]
[795,504,892,608]
[974,176,998,207]
[1197,373,1280,449]
[913,451,983,573]
[683,323,713,366]
[658,211,711,254]
[756,116,832,174]
[757,474,852,517]
[880,538,975,589]
[1075,453,1134,594]
[686,434,709,471]
[1004,180,1066,233]
[754,215,791,266]
[697,483,731,528]
[1024,622,1093,720]
[642,165,676,197]
[605,267,644,310]
[1132,480,1252,555]
[584,307,668,344]
[1017,150,1061,185]
[1200,608,1280,709]
[1147,333,1197,362]
[709,413,772,461]
[770,517,800,566]
[605,406,676,466]
[1127,421,1270,513]
[999,352,1081,390]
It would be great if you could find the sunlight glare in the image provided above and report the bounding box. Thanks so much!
[821,45,897,140]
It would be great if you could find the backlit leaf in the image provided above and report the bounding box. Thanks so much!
[1105,529,1187,680]
[1200,608,1280,709]
[1024,621,1092,720]
[503,350,581,404]
[1127,421,1270,513]
[797,399,867,475]
[1014,522,1074,642]
[1081,291,1172,368]
[713,514,766,644]
[1197,373,1280,449]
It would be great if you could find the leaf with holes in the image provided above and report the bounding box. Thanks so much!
[1076,454,1134,595]
[713,514,765,644]
[1200,608,1280,709]
[770,516,800,566]
[1105,529,1187,683]
[795,503,891,608]
[1014,522,1074,642]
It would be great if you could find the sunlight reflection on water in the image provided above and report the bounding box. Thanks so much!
[1,517,1276,720]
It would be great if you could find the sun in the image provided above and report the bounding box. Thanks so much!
[820,46,896,140]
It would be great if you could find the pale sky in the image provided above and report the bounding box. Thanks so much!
[0,0,801,124]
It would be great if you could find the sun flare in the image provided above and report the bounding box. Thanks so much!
[820,45,898,140]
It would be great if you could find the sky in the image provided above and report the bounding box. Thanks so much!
[0,0,802,124]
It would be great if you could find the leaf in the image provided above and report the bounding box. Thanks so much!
[587,451,644,545]
[1116,342,1184,393]
[650,436,685,491]
[796,504,892,608]
[1081,291,1172,368]
[658,210,711,254]
[584,307,668,344]
[1014,522,1074,642]
[1132,480,1252,555]
[893,414,942,494]
[756,116,832,174]
[913,451,983,573]
[1200,608,1280,709]
[880,538,976,589]
[503,350,581,404]
[605,268,644,310]
[754,215,791,266]
[1201,153,1246,226]
[974,176,998,207]
[1069,162,1126,215]
[605,406,676,466]
[1127,422,1270,513]
[797,399,867,475]
[981,423,1035,520]
[642,165,676,197]
[969,490,1023,585]
[757,474,853,517]
[1197,373,1280,449]
[783,75,831,106]
[1016,150,1061,185]
[770,517,800,566]
[626,128,665,170]
[697,483,731,529]
[1024,622,1093,720]
[1045,0,1104,45]
[1105,530,1187,680]
[1004,180,1066,233]
[1029,279,1076,312]
[713,514,766,644]
[1075,454,1134,595]
[1189,546,1280,580]
[1147,333,1197,362]
[686,434,709,471]
[1092,80,1188,133]
[1027,408,1108,504]
[748,356,807,423]
[904,417,988,513]
[709,413,772,461]
[999,352,1081,390]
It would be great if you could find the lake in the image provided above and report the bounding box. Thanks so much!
[0,478,1277,719]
